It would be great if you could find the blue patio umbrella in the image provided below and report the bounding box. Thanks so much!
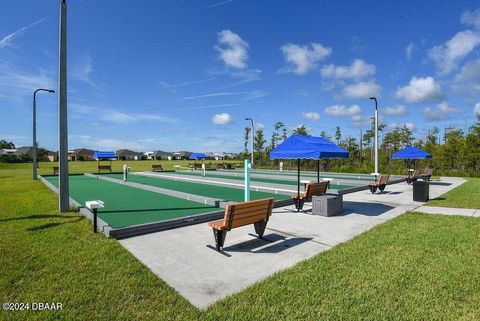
[189,152,208,160]
[392,147,432,181]
[270,134,349,201]
[93,151,117,160]
[391,147,432,160]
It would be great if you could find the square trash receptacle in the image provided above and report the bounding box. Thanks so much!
[413,180,429,202]
[312,194,343,217]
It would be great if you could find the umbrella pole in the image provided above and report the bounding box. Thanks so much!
[297,158,300,199]
[317,159,320,183]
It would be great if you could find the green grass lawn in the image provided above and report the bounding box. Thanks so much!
[428,178,480,209]
[24,159,238,176]
[2,163,480,320]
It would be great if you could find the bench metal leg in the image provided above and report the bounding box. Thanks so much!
[212,229,227,251]
[293,199,305,212]
[379,184,386,192]
[254,220,268,238]
[369,185,377,194]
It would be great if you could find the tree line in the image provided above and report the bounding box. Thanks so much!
[241,120,480,177]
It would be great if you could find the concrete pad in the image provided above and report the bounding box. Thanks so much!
[417,206,477,217]
[473,210,480,218]
[118,176,465,308]
[120,221,329,308]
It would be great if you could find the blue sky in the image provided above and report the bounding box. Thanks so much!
[1,0,480,152]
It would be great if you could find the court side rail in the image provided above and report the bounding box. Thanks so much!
[85,173,227,208]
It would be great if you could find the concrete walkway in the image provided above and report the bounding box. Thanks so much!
[416,205,480,217]
[119,176,465,308]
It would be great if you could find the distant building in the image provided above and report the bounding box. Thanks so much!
[68,148,95,161]
[152,150,172,160]
[0,149,17,156]
[13,146,33,157]
[47,150,58,162]
[144,151,154,160]
[117,149,144,160]
[172,151,192,160]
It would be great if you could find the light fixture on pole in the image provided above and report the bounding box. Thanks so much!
[245,117,254,169]
[32,88,55,180]
[369,97,379,179]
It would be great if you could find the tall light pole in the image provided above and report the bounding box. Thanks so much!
[32,88,55,180]
[245,118,254,169]
[58,0,69,212]
[369,97,379,177]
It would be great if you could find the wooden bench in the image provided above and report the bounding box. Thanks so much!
[368,174,390,193]
[292,182,328,211]
[405,170,419,184]
[193,163,203,170]
[53,166,59,175]
[208,198,274,251]
[97,165,112,173]
[152,164,163,172]
[216,163,225,169]
[419,168,433,181]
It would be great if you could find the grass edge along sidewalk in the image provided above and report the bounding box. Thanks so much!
[427,177,480,209]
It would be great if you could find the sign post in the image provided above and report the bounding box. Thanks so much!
[244,159,251,202]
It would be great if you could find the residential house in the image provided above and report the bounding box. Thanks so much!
[172,151,191,160]
[68,148,95,161]
[152,150,172,160]
[117,149,144,160]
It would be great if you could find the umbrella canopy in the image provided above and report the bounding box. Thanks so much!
[270,134,349,208]
[391,147,432,159]
[189,152,208,160]
[93,151,117,160]
[270,134,349,160]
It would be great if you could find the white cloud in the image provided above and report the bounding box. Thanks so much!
[254,122,264,130]
[280,42,332,75]
[71,103,180,125]
[428,30,480,75]
[452,58,480,95]
[343,81,381,99]
[325,104,362,117]
[383,105,408,116]
[206,0,233,9]
[395,76,443,103]
[320,59,375,80]
[159,77,216,94]
[461,8,480,29]
[301,111,320,121]
[405,42,416,60]
[215,30,249,69]
[212,112,233,125]
[178,90,268,101]
[474,103,480,119]
[423,101,461,121]
[351,114,371,128]
[71,52,98,89]
[0,63,55,102]
[0,18,45,48]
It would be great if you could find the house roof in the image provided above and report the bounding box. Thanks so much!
[173,151,192,157]
[12,146,32,155]
[153,150,172,157]
[116,149,144,157]
[72,148,95,156]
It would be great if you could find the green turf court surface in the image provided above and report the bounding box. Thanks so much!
[229,168,377,181]
[170,170,353,190]
[43,175,217,229]
[101,173,290,201]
